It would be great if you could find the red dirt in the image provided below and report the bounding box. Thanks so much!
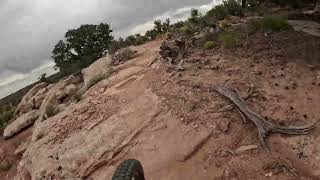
[91,31,320,179]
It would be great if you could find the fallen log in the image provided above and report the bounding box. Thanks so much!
[212,85,316,151]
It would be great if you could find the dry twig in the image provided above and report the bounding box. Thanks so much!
[212,85,316,151]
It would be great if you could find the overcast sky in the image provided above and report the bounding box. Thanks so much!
[0,0,220,99]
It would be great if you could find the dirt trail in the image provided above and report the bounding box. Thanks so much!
[1,31,320,180]
[86,32,320,179]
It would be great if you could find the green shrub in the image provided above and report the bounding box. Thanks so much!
[247,15,292,34]
[223,0,243,16]
[206,4,228,21]
[261,15,292,31]
[218,31,238,48]
[203,41,217,49]
[179,25,193,35]
[247,18,263,35]
[112,47,137,64]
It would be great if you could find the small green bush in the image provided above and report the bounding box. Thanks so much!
[223,0,243,16]
[203,41,217,49]
[247,15,292,34]
[261,15,292,31]
[247,18,263,35]
[179,25,192,35]
[112,47,136,64]
[206,4,228,21]
[218,32,238,48]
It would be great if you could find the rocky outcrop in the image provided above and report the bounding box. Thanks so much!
[14,40,164,179]
[288,20,320,37]
[3,110,39,139]
[82,56,112,89]
[15,83,49,116]
[38,75,82,121]
[2,74,83,139]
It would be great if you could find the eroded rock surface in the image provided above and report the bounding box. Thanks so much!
[15,83,49,116]
[38,75,82,121]
[3,110,39,139]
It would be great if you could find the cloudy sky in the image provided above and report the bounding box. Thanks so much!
[0,0,221,99]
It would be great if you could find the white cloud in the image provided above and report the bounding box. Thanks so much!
[0,74,26,87]
[0,0,214,98]
[130,0,222,35]
[0,61,57,99]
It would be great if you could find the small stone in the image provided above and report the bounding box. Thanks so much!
[235,145,258,153]
[265,172,273,177]
[220,151,229,157]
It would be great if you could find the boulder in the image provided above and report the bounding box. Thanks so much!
[15,83,48,116]
[3,110,39,139]
[38,75,82,121]
[82,56,112,89]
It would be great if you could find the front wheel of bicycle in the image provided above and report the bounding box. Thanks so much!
[112,159,145,180]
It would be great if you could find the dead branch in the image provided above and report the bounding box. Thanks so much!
[212,85,316,151]
[218,86,254,112]
[236,107,247,123]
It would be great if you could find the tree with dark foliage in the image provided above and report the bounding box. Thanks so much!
[52,23,114,73]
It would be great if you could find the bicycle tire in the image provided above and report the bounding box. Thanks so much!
[112,159,145,180]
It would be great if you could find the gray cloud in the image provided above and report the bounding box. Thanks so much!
[0,0,214,98]
[0,0,211,74]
